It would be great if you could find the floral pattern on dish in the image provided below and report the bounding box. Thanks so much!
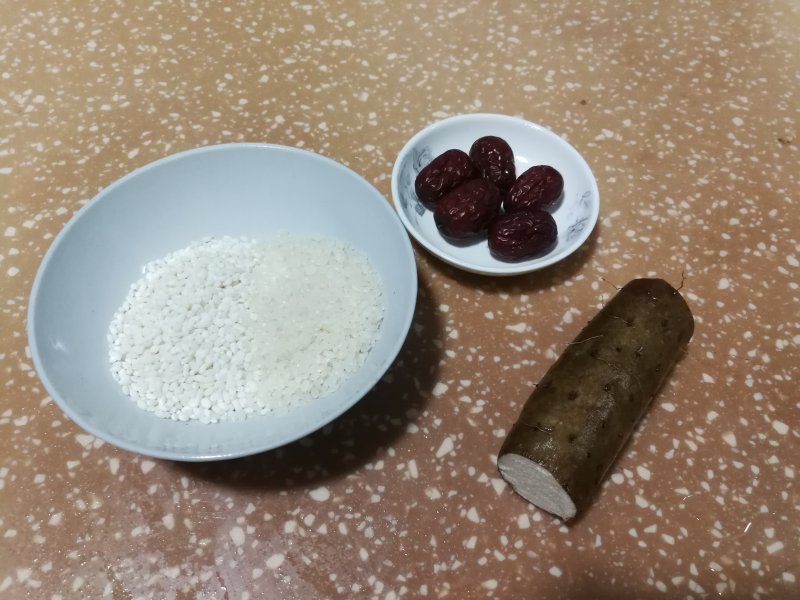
[398,146,432,224]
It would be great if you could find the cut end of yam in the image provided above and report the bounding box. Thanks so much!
[497,453,576,521]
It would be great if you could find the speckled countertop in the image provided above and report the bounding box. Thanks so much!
[1,1,798,598]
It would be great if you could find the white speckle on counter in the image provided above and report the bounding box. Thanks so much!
[163,566,179,579]
[466,507,480,523]
[505,322,527,333]
[229,526,245,546]
[284,520,298,534]
[718,277,730,290]
[425,487,442,500]
[490,478,506,495]
[688,580,705,594]
[722,432,737,447]
[435,436,455,458]
[432,382,448,396]
[108,458,119,475]
[481,579,498,589]
[16,568,31,583]
[75,434,94,448]
[637,466,651,480]
[162,514,175,530]
[131,526,147,537]
[266,553,285,569]
[517,513,530,529]
[766,541,784,554]
[140,460,155,474]
[702,373,715,383]
[549,566,562,577]
[309,486,331,502]
[771,420,789,435]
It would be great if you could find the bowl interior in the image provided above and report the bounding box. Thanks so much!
[29,144,417,460]
[392,114,599,275]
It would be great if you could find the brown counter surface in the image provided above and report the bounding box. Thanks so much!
[1,1,798,598]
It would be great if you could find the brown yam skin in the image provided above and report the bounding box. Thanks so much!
[499,278,694,520]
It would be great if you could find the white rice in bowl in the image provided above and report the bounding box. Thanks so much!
[107,234,384,423]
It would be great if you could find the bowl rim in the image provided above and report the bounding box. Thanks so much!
[390,113,600,276]
[27,142,418,461]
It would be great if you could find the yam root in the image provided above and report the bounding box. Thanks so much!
[497,278,694,521]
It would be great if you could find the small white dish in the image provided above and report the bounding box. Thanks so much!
[27,143,417,461]
[391,113,600,276]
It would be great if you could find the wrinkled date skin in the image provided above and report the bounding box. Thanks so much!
[414,149,477,205]
[505,165,564,213]
[434,179,502,239]
[469,136,516,191]
[488,210,558,260]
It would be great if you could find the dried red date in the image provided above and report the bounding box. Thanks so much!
[505,165,564,213]
[469,136,516,191]
[434,179,502,239]
[488,210,558,260]
[414,149,477,205]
